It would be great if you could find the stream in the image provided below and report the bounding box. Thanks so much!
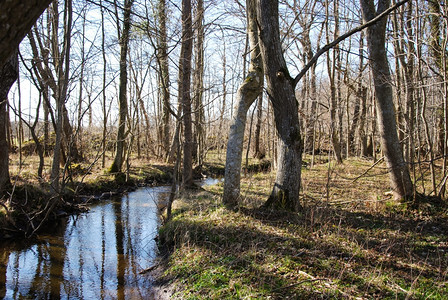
[0,178,219,299]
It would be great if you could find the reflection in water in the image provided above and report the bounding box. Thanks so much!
[0,186,168,299]
[200,177,222,187]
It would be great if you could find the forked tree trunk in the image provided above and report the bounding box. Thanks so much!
[361,0,413,199]
[0,52,18,194]
[256,0,303,212]
[223,0,264,207]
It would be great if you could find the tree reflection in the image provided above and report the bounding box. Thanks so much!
[113,197,126,300]
[1,186,164,298]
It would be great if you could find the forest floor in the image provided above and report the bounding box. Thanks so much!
[0,150,228,237]
[1,152,447,298]
[155,154,448,299]
[0,153,175,237]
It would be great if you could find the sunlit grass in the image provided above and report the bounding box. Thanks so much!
[158,156,448,299]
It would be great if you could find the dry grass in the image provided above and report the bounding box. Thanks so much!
[1,152,173,236]
[158,156,448,299]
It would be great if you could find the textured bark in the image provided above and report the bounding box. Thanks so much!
[223,0,264,207]
[326,0,343,163]
[110,0,134,174]
[253,94,264,158]
[50,0,73,193]
[348,32,366,155]
[257,0,303,211]
[157,0,171,159]
[0,53,18,194]
[179,0,194,187]
[192,0,205,166]
[361,0,413,199]
[0,0,52,67]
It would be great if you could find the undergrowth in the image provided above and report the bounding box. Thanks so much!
[158,157,448,299]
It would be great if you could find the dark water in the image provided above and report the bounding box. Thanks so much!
[0,186,171,299]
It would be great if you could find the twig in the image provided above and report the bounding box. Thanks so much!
[273,278,328,291]
[139,263,159,274]
[351,156,385,183]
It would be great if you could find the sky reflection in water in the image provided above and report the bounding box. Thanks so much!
[1,186,168,299]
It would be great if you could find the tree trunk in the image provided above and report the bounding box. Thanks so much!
[0,0,53,67]
[223,0,264,207]
[0,52,18,194]
[101,0,108,168]
[348,32,366,156]
[50,0,73,193]
[326,0,343,164]
[192,0,205,166]
[179,0,194,188]
[109,0,133,174]
[157,0,171,159]
[361,0,413,199]
[256,0,303,212]
[254,93,264,159]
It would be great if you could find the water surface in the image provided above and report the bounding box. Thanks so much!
[0,186,169,299]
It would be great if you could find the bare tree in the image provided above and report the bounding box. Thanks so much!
[109,0,134,174]
[0,52,18,194]
[360,0,413,199]
[179,0,194,188]
[256,0,303,211]
[223,0,264,207]
[157,0,171,159]
[192,0,206,167]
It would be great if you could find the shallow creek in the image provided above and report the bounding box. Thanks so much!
[0,178,219,299]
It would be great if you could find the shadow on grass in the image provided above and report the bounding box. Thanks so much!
[159,199,448,298]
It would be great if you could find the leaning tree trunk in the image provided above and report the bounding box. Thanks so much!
[256,0,303,212]
[110,0,133,174]
[0,52,18,194]
[361,0,413,199]
[223,0,264,207]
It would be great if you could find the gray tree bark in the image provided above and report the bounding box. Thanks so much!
[27,3,80,164]
[253,94,264,159]
[0,52,18,194]
[256,0,303,211]
[0,0,53,67]
[361,0,413,199]
[110,0,134,174]
[50,0,73,193]
[223,0,264,207]
[157,0,171,159]
[179,0,194,188]
[192,0,205,167]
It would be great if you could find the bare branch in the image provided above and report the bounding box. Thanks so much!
[292,0,411,88]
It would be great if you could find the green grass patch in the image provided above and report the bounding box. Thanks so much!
[158,157,448,299]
